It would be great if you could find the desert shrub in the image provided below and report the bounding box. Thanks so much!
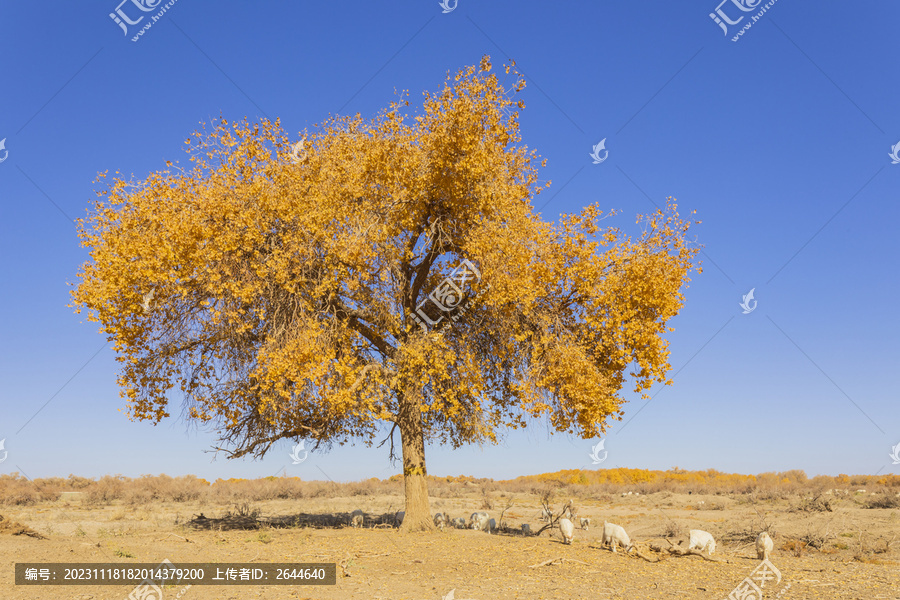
[849,475,870,488]
[0,482,40,505]
[480,488,493,510]
[228,502,260,518]
[782,539,807,557]
[66,475,94,490]
[721,521,760,544]
[0,474,56,505]
[865,492,900,509]
[210,477,314,502]
[663,521,680,538]
[792,495,833,513]
[4,469,897,506]
[85,475,127,505]
[346,479,378,497]
[799,521,836,550]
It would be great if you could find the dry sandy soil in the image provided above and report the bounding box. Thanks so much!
[1,491,898,600]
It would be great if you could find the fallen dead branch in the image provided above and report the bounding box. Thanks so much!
[529,556,562,568]
[663,538,729,563]
[0,514,47,539]
[339,552,353,578]
[630,544,662,563]
[528,556,589,568]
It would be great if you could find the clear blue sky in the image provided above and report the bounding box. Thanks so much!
[1,1,898,484]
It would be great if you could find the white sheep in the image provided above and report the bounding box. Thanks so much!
[487,518,496,533]
[541,507,552,522]
[350,509,364,528]
[601,521,632,553]
[559,517,575,544]
[521,523,532,535]
[688,529,716,555]
[434,512,447,531]
[469,512,490,531]
[756,531,773,560]
[563,499,577,520]
[580,517,591,530]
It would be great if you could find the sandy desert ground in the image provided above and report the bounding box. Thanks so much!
[1,488,898,600]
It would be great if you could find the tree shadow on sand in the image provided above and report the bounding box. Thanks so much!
[184,508,402,532]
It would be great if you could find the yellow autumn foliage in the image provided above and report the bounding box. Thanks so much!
[72,57,701,527]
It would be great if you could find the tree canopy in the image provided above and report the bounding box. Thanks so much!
[72,56,701,530]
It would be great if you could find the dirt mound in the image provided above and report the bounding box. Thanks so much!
[0,514,46,539]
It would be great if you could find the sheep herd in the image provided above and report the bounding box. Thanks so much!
[346,501,775,560]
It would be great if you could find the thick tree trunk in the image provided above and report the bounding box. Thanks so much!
[397,391,434,532]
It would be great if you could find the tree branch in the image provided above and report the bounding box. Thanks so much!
[376,422,399,464]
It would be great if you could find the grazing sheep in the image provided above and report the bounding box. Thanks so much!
[469,512,490,531]
[756,531,773,560]
[580,517,591,530]
[487,518,497,533]
[394,511,405,528]
[541,507,552,522]
[451,517,467,529]
[434,512,447,531]
[559,518,575,544]
[601,521,632,553]
[563,499,577,520]
[688,529,716,555]
[350,509,364,528]
[521,524,532,535]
